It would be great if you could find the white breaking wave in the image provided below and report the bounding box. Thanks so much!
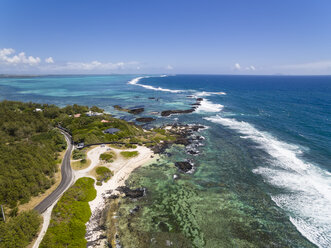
[128,77,227,97]
[204,115,331,248]
[195,99,224,113]
[128,76,225,114]
[195,91,227,97]
[128,76,185,93]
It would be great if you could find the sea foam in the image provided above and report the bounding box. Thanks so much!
[195,99,224,113]
[195,91,227,97]
[204,115,331,248]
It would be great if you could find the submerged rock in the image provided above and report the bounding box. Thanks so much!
[129,108,144,114]
[113,105,144,115]
[136,117,155,122]
[161,108,195,117]
[175,161,193,173]
[117,186,145,198]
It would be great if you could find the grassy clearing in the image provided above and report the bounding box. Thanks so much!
[71,148,91,170]
[71,158,91,170]
[120,151,139,159]
[95,166,113,185]
[40,177,96,248]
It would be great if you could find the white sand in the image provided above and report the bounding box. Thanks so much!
[34,144,156,248]
[81,145,158,247]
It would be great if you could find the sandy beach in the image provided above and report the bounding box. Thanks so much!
[78,145,158,247]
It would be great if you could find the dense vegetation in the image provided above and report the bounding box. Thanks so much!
[95,166,113,185]
[120,151,139,158]
[40,177,96,248]
[0,210,41,248]
[0,100,174,208]
[59,114,145,144]
[0,101,67,207]
[0,100,178,248]
[72,149,86,160]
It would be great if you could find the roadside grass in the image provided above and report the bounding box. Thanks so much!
[71,158,91,170]
[40,177,96,248]
[120,151,139,159]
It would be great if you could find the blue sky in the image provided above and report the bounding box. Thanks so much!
[0,0,331,74]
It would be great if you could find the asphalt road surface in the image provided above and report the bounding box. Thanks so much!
[34,130,73,213]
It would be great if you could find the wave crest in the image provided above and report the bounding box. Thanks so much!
[128,76,185,93]
[195,99,224,113]
[204,115,331,248]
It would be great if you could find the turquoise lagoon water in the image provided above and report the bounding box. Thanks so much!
[0,75,330,247]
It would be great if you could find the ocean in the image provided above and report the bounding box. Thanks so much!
[0,74,330,247]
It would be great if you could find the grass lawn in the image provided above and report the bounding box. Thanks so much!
[71,158,91,170]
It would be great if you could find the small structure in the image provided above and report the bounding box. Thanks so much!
[103,128,120,134]
[74,113,81,118]
[77,142,85,149]
[35,108,42,112]
[1,205,5,222]
[86,111,103,117]
[101,119,110,123]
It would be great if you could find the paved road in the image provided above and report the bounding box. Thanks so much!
[34,130,74,213]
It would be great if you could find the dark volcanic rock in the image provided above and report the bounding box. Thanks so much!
[148,97,155,99]
[129,108,144,114]
[174,137,190,146]
[113,105,125,111]
[161,108,195,117]
[196,98,203,102]
[175,161,193,173]
[130,205,140,214]
[136,117,155,122]
[117,186,145,198]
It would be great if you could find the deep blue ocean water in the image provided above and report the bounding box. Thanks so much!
[0,75,330,247]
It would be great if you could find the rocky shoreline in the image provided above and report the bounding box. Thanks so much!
[160,97,203,117]
[88,98,208,247]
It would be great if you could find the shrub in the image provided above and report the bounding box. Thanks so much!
[120,151,139,158]
[95,166,113,184]
[0,210,42,248]
[125,143,137,149]
[72,149,85,160]
[100,153,113,162]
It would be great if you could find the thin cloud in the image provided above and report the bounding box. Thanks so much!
[246,65,256,71]
[234,63,241,70]
[64,60,137,71]
[45,57,54,64]
[280,60,331,70]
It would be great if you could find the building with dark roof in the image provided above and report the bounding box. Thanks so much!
[103,128,120,134]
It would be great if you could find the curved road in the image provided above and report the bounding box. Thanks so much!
[34,130,74,213]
